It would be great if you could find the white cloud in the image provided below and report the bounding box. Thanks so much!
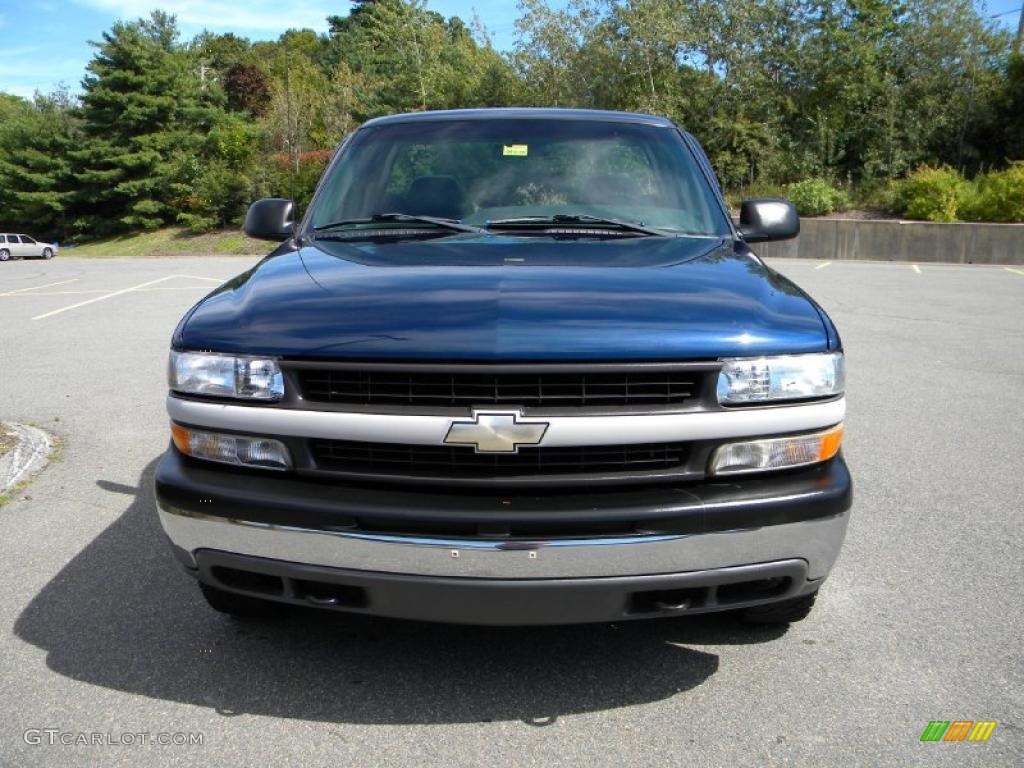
[1,84,41,100]
[0,53,88,98]
[74,0,345,35]
[0,54,86,79]
[0,46,44,59]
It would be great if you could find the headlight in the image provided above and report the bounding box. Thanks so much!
[710,424,843,475]
[171,424,291,470]
[717,352,844,404]
[169,350,284,401]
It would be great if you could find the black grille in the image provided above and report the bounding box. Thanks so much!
[310,439,689,478]
[296,368,702,408]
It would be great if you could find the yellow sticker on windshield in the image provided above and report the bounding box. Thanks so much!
[503,144,528,157]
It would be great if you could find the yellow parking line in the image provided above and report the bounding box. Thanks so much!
[912,264,922,274]
[0,279,78,296]
[1005,267,1024,277]
[7,286,216,297]
[174,274,226,282]
[32,276,180,320]
[814,261,832,270]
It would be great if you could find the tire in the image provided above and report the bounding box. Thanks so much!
[42,248,53,259]
[198,582,283,619]
[0,249,9,262]
[739,590,818,625]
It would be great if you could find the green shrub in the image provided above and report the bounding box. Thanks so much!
[896,166,968,222]
[785,178,849,216]
[960,163,1024,223]
[177,161,256,233]
[725,181,786,211]
[258,150,333,215]
[853,180,902,215]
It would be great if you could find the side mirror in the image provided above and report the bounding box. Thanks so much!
[738,198,799,243]
[244,198,296,241]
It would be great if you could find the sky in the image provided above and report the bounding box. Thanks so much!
[0,0,1020,100]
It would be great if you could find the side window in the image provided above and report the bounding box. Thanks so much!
[20,236,36,244]
[0,235,6,243]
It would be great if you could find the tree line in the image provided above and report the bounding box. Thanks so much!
[0,0,1021,241]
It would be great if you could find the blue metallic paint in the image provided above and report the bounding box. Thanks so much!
[174,235,833,361]
[357,107,679,128]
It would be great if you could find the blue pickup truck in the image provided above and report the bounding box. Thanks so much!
[156,109,850,626]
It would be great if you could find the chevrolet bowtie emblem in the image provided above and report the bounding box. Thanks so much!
[443,410,549,453]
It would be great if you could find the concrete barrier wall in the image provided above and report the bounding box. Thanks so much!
[750,218,1024,265]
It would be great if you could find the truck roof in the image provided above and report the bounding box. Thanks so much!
[361,108,678,129]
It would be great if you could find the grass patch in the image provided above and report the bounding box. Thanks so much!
[47,435,65,464]
[69,227,269,258]
[0,434,62,509]
[0,477,32,508]
[0,424,17,460]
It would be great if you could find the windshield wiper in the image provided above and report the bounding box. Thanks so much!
[313,213,483,235]
[485,214,671,237]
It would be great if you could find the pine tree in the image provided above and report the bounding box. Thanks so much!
[71,11,216,235]
[0,92,77,241]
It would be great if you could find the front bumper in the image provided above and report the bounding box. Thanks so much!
[155,449,852,624]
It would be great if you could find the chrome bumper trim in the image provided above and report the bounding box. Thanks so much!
[158,503,849,580]
[166,395,846,447]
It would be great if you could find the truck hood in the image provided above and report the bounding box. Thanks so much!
[175,235,830,360]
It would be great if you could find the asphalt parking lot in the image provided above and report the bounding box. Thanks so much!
[0,254,1021,767]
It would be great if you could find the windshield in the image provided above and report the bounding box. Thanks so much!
[307,118,731,236]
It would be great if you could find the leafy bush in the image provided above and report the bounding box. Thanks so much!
[176,117,263,233]
[959,163,1024,223]
[785,178,849,216]
[725,181,786,211]
[261,150,333,213]
[852,180,902,215]
[177,161,256,233]
[896,166,968,222]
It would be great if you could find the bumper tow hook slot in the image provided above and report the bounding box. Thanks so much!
[655,598,692,611]
[306,594,340,606]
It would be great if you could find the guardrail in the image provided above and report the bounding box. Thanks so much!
[750,218,1024,265]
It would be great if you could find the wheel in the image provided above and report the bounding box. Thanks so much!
[198,582,283,618]
[0,249,9,262]
[739,590,818,625]
[42,247,53,259]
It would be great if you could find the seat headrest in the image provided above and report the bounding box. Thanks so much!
[405,175,466,219]
[580,174,643,204]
